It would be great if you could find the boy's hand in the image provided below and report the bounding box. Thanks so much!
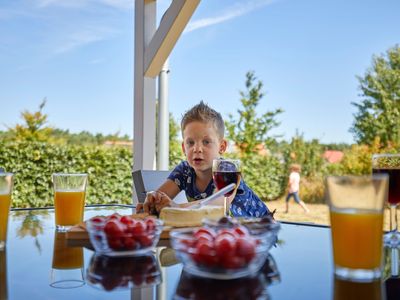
[136,203,144,213]
[142,191,173,215]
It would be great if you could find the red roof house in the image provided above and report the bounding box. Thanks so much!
[323,150,344,163]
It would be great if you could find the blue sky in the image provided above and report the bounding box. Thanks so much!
[1,0,399,144]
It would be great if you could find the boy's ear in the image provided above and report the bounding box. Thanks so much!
[219,139,227,154]
[181,142,186,155]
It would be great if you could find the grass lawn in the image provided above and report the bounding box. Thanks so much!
[267,198,393,231]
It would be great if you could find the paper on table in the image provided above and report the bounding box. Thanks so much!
[187,183,236,209]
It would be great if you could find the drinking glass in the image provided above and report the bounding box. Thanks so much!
[52,173,88,232]
[326,175,388,281]
[50,231,85,289]
[372,154,400,247]
[212,159,241,216]
[0,173,13,250]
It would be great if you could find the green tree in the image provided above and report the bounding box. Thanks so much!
[169,114,184,168]
[282,132,324,177]
[350,45,400,147]
[8,98,53,142]
[225,71,283,157]
[0,130,13,141]
[225,72,286,200]
[321,142,351,152]
[50,129,131,145]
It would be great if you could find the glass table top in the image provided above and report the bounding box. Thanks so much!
[1,205,397,299]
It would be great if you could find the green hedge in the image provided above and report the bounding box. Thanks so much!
[0,141,133,208]
[0,141,288,207]
[223,153,286,201]
[243,155,286,201]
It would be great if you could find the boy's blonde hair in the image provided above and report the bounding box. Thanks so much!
[181,101,225,139]
[290,164,301,172]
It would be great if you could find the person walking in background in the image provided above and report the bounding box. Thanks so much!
[285,164,309,213]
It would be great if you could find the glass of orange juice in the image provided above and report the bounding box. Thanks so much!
[50,231,84,289]
[0,173,13,250]
[326,175,388,282]
[52,173,88,232]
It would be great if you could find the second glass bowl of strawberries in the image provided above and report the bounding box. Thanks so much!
[86,213,163,256]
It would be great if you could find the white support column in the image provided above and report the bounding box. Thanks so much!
[133,0,201,204]
[157,59,170,171]
[133,0,157,172]
[132,8,157,299]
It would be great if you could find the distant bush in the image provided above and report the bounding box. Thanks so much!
[301,138,400,203]
[244,155,286,201]
[0,141,133,208]
[224,153,286,201]
[299,176,325,204]
[281,135,325,177]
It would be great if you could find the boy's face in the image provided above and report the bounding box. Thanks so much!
[182,121,226,173]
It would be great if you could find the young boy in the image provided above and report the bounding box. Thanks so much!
[138,101,269,217]
[285,164,309,213]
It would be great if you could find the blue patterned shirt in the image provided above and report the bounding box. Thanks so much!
[167,161,269,217]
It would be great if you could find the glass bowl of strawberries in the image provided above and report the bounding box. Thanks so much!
[170,220,279,280]
[86,213,163,256]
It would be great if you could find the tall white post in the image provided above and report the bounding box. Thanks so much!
[133,0,157,172]
[133,0,201,205]
[157,59,170,171]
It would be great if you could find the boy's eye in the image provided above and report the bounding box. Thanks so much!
[186,140,195,146]
[203,139,211,146]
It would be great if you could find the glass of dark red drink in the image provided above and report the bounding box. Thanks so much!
[212,159,241,216]
[372,154,400,247]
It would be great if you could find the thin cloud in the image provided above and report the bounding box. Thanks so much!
[54,27,117,54]
[36,0,132,10]
[0,8,18,20]
[185,0,277,33]
[88,58,105,64]
[0,8,38,20]
[100,0,133,10]
[36,0,85,8]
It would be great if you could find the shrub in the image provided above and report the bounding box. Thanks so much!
[299,176,325,204]
[240,155,286,201]
[281,135,325,177]
[0,141,133,208]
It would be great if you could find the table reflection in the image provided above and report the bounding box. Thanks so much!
[0,249,8,300]
[15,210,46,253]
[50,231,85,289]
[333,277,383,300]
[384,247,400,299]
[86,253,162,291]
[385,276,400,299]
[9,206,400,299]
[174,254,280,300]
